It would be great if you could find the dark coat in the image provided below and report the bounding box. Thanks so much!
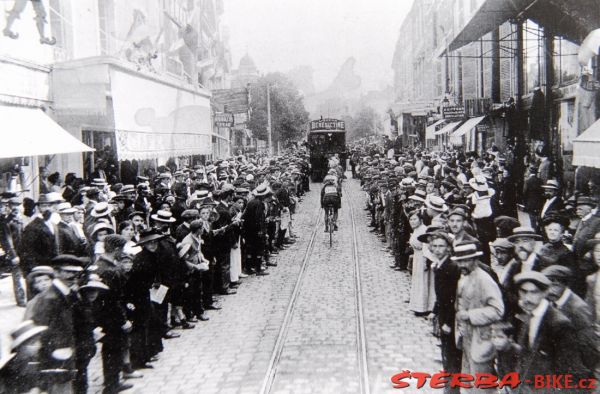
[19,217,58,274]
[573,215,600,260]
[432,256,460,329]
[57,221,86,256]
[557,290,600,375]
[174,222,191,243]
[242,198,266,241]
[126,248,159,319]
[523,175,544,214]
[539,197,564,221]
[213,201,233,250]
[515,304,588,394]
[27,280,76,368]
[95,255,128,334]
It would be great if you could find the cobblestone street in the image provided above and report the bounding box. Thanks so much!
[83,178,441,394]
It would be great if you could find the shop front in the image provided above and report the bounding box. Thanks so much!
[52,57,212,182]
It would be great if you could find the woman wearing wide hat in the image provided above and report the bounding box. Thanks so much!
[126,229,167,370]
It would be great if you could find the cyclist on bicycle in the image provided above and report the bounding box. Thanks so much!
[321,173,341,232]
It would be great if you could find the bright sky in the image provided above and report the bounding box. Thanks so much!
[221,0,414,92]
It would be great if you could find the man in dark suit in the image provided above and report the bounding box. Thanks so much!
[242,185,271,276]
[523,167,543,231]
[26,255,85,389]
[57,203,86,256]
[539,180,564,225]
[513,272,589,393]
[19,193,62,276]
[542,265,599,376]
[212,186,238,294]
[426,232,461,393]
[95,235,133,394]
[573,197,600,273]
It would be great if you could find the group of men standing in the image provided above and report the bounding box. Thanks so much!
[0,151,310,393]
[357,142,600,393]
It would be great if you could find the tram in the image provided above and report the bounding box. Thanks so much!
[306,118,347,181]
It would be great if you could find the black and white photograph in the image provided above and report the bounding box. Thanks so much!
[1,0,600,393]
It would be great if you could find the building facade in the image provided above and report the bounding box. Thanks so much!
[1,0,233,193]
[391,0,593,190]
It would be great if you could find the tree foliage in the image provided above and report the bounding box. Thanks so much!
[344,106,382,141]
[248,73,310,146]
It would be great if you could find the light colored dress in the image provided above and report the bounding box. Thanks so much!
[408,224,436,313]
[230,235,242,283]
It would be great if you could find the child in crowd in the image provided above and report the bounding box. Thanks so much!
[491,321,521,393]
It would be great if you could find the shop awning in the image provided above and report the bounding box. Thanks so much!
[0,106,94,159]
[447,0,600,52]
[434,121,461,135]
[451,116,486,137]
[573,118,600,168]
[425,119,446,139]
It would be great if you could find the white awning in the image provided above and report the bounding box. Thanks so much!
[425,119,446,139]
[573,118,600,168]
[451,116,486,137]
[0,106,94,159]
[434,121,461,135]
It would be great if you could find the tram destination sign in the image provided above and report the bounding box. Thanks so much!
[310,119,345,131]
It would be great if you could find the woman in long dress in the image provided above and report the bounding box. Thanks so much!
[229,196,245,286]
[408,211,435,315]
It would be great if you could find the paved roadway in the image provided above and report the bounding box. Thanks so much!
[0,178,446,394]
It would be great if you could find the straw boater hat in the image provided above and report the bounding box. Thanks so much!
[507,226,543,242]
[9,320,47,351]
[409,189,427,203]
[253,184,272,197]
[90,222,115,239]
[37,192,64,205]
[91,202,113,218]
[451,240,484,261]
[151,210,176,223]
[79,273,109,292]
[541,180,560,190]
[425,195,448,213]
[57,202,77,214]
[468,175,489,192]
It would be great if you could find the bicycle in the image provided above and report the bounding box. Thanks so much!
[324,205,335,247]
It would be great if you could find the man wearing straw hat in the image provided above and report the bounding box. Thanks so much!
[453,240,504,385]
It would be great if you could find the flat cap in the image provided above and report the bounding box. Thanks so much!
[541,265,573,281]
[514,271,551,289]
[491,238,514,251]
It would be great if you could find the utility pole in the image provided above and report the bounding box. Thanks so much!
[266,83,273,155]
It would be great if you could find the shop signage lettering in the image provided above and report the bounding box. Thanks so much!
[442,106,465,119]
[215,113,234,127]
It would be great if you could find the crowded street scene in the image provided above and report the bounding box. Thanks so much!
[2,0,600,393]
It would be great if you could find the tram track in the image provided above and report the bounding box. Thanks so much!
[259,177,371,394]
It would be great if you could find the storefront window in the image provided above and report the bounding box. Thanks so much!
[553,37,580,87]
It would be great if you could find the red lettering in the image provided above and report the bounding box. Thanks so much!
[474,373,498,389]
[563,375,574,389]
[553,375,565,389]
[450,373,475,388]
[390,370,411,389]
[411,372,431,389]
[589,378,598,389]
[429,372,450,389]
[498,372,521,389]
[534,375,546,388]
